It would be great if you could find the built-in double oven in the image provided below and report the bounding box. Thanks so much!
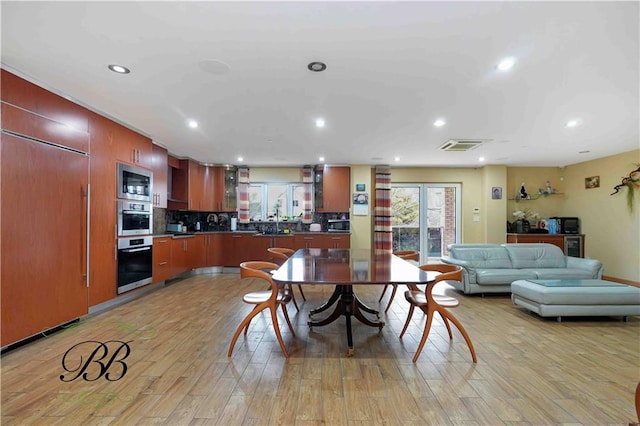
[116,163,154,294]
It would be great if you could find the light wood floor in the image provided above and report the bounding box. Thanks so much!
[2,272,639,425]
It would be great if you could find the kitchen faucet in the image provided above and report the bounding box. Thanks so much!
[275,207,279,234]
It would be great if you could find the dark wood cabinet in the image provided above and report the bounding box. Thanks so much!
[171,236,204,275]
[314,166,350,212]
[153,237,172,283]
[506,234,585,257]
[203,233,223,266]
[151,144,168,208]
[1,133,89,347]
[115,127,152,168]
[294,234,350,249]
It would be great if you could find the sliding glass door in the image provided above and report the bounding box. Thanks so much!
[391,184,461,262]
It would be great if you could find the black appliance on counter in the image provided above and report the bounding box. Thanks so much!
[117,236,153,294]
[551,217,580,234]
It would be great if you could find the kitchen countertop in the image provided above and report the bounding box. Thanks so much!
[154,231,350,238]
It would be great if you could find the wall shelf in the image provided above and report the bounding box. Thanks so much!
[508,192,564,202]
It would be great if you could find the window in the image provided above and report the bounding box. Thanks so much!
[249,183,305,220]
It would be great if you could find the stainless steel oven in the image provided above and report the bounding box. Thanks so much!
[117,163,153,202]
[117,236,153,294]
[117,200,152,236]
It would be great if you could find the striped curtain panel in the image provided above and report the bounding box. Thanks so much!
[302,166,313,223]
[237,167,250,223]
[374,165,392,251]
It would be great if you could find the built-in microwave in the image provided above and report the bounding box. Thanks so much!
[117,163,153,202]
[117,200,152,236]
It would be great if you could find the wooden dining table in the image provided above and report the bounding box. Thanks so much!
[271,248,438,355]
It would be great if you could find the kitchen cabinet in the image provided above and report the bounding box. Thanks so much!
[314,166,350,212]
[220,233,255,267]
[153,237,172,282]
[171,236,204,276]
[151,144,168,208]
[201,166,217,211]
[213,166,238,212]
[1,133,89,347]
[188,160,205,211]
[203,233,223,266]
[115,126,152,168]
[505,234,585,258]
[294,234,351,249]
[253,235,295,262]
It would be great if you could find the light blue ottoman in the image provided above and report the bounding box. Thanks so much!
[511,279,640,322]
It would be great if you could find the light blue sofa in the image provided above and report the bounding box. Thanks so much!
[440,243,604,295]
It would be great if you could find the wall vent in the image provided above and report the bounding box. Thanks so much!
[439,139,486,151]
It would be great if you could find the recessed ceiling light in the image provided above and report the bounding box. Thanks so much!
[187,119,198,129]
[318,156,325,162]
[394,156,400,162]
[108,64,130,74]
[496,57,516,71]
[479,157,485,162]
[315,118,326,128]
[307,61,327,72]
[434,119,446,127]
[566,119,581,128]
[237,156,244,162]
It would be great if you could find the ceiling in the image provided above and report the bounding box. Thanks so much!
[2,1,638,168]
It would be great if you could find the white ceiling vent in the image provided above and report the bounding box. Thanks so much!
[439,139,486,152]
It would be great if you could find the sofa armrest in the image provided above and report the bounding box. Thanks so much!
[441,256,477,290]
[565,256,604,279]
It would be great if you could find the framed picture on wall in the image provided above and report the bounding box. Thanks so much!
[585,176,600,189]
[491,187,502,199]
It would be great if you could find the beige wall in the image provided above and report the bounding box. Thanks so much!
[506,167,567,221]
[249,167,303,182]
[560,150,639,282]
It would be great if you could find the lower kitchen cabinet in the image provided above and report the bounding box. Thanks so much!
[171,236,204,276]
[152,237,172,283]
[294,234,350,249]
[505,233,585,258]
[203,233,223,267]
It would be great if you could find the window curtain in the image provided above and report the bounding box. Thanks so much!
[302,165,313,223]
[238,167,250,223]
[374,165,392,251]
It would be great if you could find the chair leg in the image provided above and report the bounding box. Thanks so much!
[280,303,296,336]
[413,307,435,363]
[440,309,477,363]
[438,311,453,339]
[297,284,306,301]
[399,304,415,338]
[378,284,389,302]
[270,306,290,358]
[384,284,398,313]
[228,303,267,357]
[243,305,261,336]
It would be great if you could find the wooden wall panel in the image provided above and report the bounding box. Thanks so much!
[1,102,90,153]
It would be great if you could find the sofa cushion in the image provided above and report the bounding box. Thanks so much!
[502,244,566,269]
[527,268,598,280]
[476,269,537,284]
[448,246,512,269]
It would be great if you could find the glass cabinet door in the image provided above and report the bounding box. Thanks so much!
[223,167,237,210]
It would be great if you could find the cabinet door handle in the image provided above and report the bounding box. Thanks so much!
[136,149,140,163]
[157,239,167,244]
[159,261,168,266]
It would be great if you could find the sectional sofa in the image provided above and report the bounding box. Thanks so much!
[440,243,604,294]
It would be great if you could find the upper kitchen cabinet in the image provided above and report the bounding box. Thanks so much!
[115,126,152,168]
[151,144,168,208]
[187,160,205,211]
[314,166,350,212]
[213,166,238,212]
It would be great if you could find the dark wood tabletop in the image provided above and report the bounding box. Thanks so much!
[271,248,438,285]
[271,248,438,355]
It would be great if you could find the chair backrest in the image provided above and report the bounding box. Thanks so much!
[267,247,295,265]
[240,261,281,294]
[418,263,463,288]
[393,250,420,262]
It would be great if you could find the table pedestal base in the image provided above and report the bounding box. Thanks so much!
[308,285,385,354]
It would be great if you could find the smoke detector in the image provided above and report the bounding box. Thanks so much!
[439,139,487,151]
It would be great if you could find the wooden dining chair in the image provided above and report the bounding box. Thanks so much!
[399,263,477,363]
[227,261,295,359]
[267,247,306,310]
[378,250,420,313]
